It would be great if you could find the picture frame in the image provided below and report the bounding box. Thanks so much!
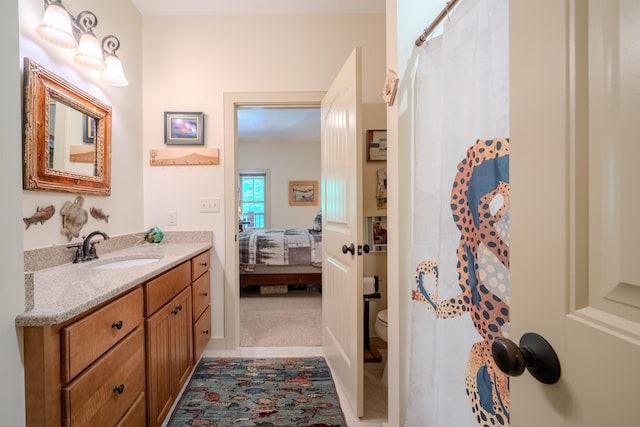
[366,129,387,161]
[289,180,318,206]
[366,216,388,252]
[164,111,204,145]
[82,114,96,143]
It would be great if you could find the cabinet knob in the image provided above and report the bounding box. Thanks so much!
[111,320,123,330]
[113,384,125,394]
[202,329,209,335]
[200,262,208,267]
[171,305,183,315]
[200,292,208,297]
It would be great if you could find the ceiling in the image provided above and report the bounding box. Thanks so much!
[130,0,385,16]
[236,107,320,144]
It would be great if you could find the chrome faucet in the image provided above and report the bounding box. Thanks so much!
[81,230,110,262]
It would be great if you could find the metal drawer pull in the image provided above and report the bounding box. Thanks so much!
[171,305,183,315]
[199,261,208,267]
[200,292,208,296]
[113,384,125,394]
[111,320,123,330]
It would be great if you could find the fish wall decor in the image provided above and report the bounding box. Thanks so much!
[60,196,88,242]
[23,205,55,230]
[90,207,110,223]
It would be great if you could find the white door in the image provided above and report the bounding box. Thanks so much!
[321,47,364,417]
[510,1,640,425]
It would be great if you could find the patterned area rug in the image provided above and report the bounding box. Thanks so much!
[167,357,347,427]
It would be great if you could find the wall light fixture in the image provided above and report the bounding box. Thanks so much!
[35,0,128,87]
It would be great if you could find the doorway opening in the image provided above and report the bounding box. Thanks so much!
[222,91,324,350]
[236,105,323,347]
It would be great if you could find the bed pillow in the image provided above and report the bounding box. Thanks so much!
[312,211,322,231]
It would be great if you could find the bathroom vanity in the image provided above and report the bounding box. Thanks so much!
[16,241,212,427]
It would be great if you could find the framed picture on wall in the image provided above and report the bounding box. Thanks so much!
[164,111,204,145]
[366,129,387,161]
[82,114,96,143]
[289,180,318,206]
[366,216,388,252]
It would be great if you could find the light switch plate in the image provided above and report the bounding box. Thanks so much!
[200,197,220,213]
[168,210,177,226]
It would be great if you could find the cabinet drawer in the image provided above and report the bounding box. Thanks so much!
[191,270,211,321]
[145,261,190,316]
[62,287,143,382]
[193,305,211,363]
[62,327,146,427]
[115,391,146,427]
[191,250,210,281]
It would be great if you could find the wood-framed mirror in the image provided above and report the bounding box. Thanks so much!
[23,58,112,196]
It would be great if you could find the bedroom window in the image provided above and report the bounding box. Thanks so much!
[239,171,268,228]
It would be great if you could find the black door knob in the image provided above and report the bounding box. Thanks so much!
[491,332,561,384]
[342,243,355,255]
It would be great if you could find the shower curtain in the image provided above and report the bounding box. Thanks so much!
[405,0,510,426]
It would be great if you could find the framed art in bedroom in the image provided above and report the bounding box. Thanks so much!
[164,111,204,145]
[289,180,318,206]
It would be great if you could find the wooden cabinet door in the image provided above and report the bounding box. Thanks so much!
[146,286,193,427]
[145,302,173,427]
[170,287,193,392]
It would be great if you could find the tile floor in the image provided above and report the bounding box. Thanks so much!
[203,346,388,427]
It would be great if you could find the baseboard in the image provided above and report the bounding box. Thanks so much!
[205,337,228,351]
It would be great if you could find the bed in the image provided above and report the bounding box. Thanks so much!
[238,227,322,289]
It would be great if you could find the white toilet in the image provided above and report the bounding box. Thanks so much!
[374,309,388,342]
[374,309,389,385]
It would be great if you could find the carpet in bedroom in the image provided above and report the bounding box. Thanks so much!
[240,288,322,347]
[166,357,347,427]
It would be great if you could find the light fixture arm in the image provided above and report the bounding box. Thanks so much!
[102,35,121,57]
[75,11,98,35]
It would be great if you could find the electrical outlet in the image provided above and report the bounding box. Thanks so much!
[200,197,220,213]
[168,210,177,226]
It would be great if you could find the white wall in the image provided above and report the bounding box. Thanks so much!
[142,14,387,340]
[239,139,321,229]
[1,1,26,423]
[20,0,143,250]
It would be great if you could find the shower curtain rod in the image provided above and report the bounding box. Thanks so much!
[415,0,461,46]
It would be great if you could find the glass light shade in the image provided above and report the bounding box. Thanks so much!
[35,5,77,49]
[74,33,105,70]
[100,55,128,87]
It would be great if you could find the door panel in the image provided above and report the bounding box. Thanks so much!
[321,47,364,417]
[510,1,640,425]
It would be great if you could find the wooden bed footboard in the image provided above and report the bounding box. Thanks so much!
[239,266,322,288]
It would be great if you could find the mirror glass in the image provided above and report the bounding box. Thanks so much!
[23,58,111,196]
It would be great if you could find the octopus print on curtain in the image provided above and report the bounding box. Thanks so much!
[404,1,510,427]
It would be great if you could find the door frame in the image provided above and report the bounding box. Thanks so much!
[222,91,325,348]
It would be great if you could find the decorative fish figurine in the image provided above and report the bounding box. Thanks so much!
[90,207,110,223]
[23,205,55,230]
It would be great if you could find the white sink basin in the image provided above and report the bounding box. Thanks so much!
[93,257,161,270]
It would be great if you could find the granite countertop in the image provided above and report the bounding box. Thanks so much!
[16,241,212,327]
